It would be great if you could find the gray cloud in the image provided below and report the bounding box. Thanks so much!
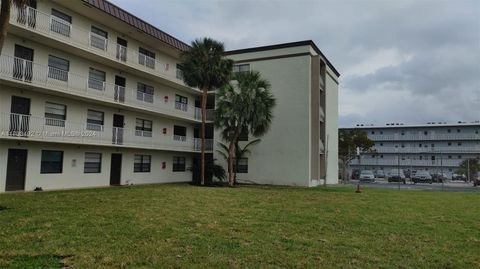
[110,0,480,127]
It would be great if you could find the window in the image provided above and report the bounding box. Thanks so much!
[448,142,452,146]
[448,155,452,159]
[424,131,428,135]
[233,64,250,73]
[176,64,183,79]
[48,55,69,81]
[431,144,435,147]
[401,132,405,135]
[135,118,152,137]
[238,128,248,141]
[419,143,422,147]
[45,102,66,127]
[134,155,151,172]
[41,150,63,173]
[51,9,71,37]
[233,158,248,173]
[138,47,155,68]
[458,142,462,146]
[137,82,154,103]
[90,26,108,50]
[380,131,383,134]
[447,129,451,133]
[457,129,461,133]
[380,143,383,146]
[88,68,106,91]
[371,131,375,134]
[175,94,188,111]
[458,155,462,159]
[173,157,186,172]
[86,109,104,131]
[380,155,383,158]
[84,153,101,173]
[419,156,423,160]
[431,156,435,160]
[401,144,405,148]
[174,125,187,141]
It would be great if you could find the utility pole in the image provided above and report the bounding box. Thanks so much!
[397,153,401,190]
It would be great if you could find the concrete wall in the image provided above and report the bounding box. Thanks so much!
[0,140,192,192]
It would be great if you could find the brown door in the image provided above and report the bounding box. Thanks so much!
[112,114,124,144]
[10,96,30,136]
[110,153,122,185]
[5,149,28,191]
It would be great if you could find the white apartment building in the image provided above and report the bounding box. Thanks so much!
[0,0,339,192]
[216,42,340,187]
[342,122,480,177]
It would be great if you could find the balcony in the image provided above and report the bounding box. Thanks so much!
[369,133,480,141]
[0,54,213,122]
[0,112,213,152]
[9,4,186,88]
[373,146,480,154]
[350,158,463,167]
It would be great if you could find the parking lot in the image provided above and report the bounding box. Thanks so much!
[347,179,480,192]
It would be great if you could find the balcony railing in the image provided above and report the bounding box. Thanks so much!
[369,133,480,141]
[350,158,463,167]
[0,54,213,122]
[373,147,480,154]
[0,112,213,152]
[175,102,188,112]
[10,4,186,86]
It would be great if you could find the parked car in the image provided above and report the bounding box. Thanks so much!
[351,169,361,180]
[412,170,433,184]
[452,174,467,182]
[375,170,385,179]
[359,170,375,182]
[474,172,480,187]
[387,169,406,184]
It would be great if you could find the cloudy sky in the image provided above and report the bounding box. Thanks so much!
[110,0,480,127]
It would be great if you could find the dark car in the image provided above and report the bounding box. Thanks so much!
[474,172,480,187]
[412,171,433,184]
[387,169,406,184]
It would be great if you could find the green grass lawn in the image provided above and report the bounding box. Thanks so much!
[0,184,479,268]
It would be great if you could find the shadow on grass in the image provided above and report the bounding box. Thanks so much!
[0,254,72,269]
[0,205,9,211]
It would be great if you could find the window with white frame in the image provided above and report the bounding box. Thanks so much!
[86,109,104,131]
[135,118,152,137]
[173,125,187,141]
[233,64,250,73]
[173,157,186,172]
[48,55,69,81]
[175,94,188,111]
[134,155,151,172]
[233,158,248,173]
[84,153,102,173]
[137,82,154,103]
[88,68,106,91]
[45,102,66,127]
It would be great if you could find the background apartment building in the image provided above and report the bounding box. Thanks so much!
[217,42,340,187]
[0,0,215,192]
[342,122,480,177]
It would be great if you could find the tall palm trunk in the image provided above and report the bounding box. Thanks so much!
[227,129,240,186]
[0,0,12,54]
[200,86,208,185]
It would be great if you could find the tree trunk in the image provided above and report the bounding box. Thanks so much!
[228,140,235,186]
[0,0,12,54]
[200,86,208,185]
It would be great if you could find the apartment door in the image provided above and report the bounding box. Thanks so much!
[13,45,34,82]
[16,0,37,28]
[116,38,128,61]
[5,149,28,191]
[110,153,122,185]
[114,76,126,103]
[10,96,30,136]
[112,114,124,144]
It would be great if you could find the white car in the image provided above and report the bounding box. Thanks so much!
[359,170,375,182]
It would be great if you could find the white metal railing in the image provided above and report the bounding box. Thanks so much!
[174,135,187,142]
[374,147,480,154]
[350,158,464,167]
[10,4,187,86]
[89,32,108,51]
[369,133,480,141]
[116,44,127,62]
[0,54,214,121]
[175,102,188,112]
[135,130,153,137]
[0,112,213,152]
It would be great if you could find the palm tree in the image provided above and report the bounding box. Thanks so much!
[0,0,27,53]
[215,71,276,186]
[216,139,261,184]
[181,38,233,185]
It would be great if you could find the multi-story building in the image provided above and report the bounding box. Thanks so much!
[0,0,339,192]
[342,122,480,177]
[216,42,340,187]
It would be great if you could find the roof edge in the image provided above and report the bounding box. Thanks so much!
[225,40,340,77]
